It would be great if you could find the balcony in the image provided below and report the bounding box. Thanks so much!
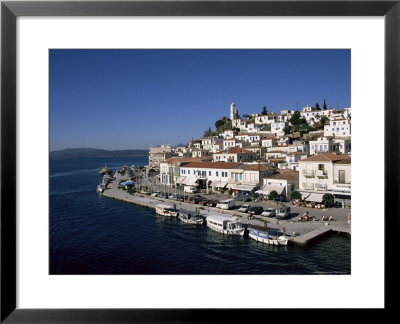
[315,184,327,191]
[332,181,351,192]
[315,170,328,178]
[303,170,314,178]
[302,183,314,190]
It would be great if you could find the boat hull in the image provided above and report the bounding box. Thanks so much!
[155,210,178,217]
[249,231,288,246]
[206,224,245,236]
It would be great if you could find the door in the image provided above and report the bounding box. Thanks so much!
[339,170,345,183]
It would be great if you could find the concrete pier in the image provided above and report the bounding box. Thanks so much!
[101,181,350,247]
[289,227,333,246]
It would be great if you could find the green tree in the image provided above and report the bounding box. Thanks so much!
[261,106,268,115]
[315,102,320,110]
[269,190,278,200]
[203,126,213,137]
[322,193,335,207]
[320,115,329,126]
[323,99,327,110]
[290,191,302,200]
[215,120,224,129]
[289,111,306,126]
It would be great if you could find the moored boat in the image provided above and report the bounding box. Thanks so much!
[178,211,204,225]
[96,184,105,193]
[206,214,245,236]
[248,226,289,246]
[155,204,179,217]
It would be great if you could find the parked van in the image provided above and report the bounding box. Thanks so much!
[276,206,291,219]
[184,186,198,193]
[216,199,235,210]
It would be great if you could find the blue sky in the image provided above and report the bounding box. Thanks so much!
[50,49,350,151]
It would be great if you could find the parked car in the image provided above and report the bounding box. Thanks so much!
[261,208,276,217]
[198,198,209,205]
[238,204,251,213]
[206,200,217,207]
[236,194,252,202]
[168,195,177,200]
[216,199,235,210]
[276,206,291,219]
[184,196,193,203]
[151,191,160,197]
[248,206,263,215]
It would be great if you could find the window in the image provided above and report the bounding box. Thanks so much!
[188,170,190,175]
[216,171,218,176]
[209,171,211,176]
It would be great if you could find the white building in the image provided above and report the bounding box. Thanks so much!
[271,121,288,136]
[213,147,256,163]
[257,169,299,200]
[177,161,242,191]
[298,153,351,205]
[309,137,351,155]
[254,113,278,125]
[324,118,351,137]
[223,138,244,149]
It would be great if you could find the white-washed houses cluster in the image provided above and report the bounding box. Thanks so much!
[151,102,351,206]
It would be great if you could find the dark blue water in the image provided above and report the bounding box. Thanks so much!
[50,157,351,275]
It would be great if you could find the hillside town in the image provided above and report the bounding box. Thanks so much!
[149,102,351,208]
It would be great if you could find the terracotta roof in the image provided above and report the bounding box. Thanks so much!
[269,169,299,180]
[334,158,351,164]
[240,164,272,172]
[163,157,203,164]
[299,153,351,162]
[182,162,242,169]
[215,147,254,154]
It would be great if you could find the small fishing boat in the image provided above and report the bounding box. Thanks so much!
[155,204,179,217]
[206,215,245,236]
[248,226,289,246]
[178,211,204,225]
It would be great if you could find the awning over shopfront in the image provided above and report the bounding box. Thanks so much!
[260,184,285,195]
[305,193,324,203]
[229,184,256,192]
[175,177,186,184]
[212,180,228,188]
[184,178,198,186]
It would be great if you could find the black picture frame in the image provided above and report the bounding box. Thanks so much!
[1,0,398,322]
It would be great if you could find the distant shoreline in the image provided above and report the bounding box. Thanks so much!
[50,155,149,160]
[49,148,149,160]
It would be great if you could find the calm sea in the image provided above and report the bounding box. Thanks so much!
[50,157,350,275]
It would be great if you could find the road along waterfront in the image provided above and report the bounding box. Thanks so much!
[103,177,351,247]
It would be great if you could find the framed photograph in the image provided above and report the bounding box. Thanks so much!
[1,0,397,321]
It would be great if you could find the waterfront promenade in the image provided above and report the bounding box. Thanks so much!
[102,180,351,246]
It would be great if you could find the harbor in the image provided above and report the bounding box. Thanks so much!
[101,176,351,247]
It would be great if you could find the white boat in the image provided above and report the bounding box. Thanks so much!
[248,226,289,246]
[178,212,204,225]
[155,204,179,217]
[206,215,245,236]
[96,184,105,193]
